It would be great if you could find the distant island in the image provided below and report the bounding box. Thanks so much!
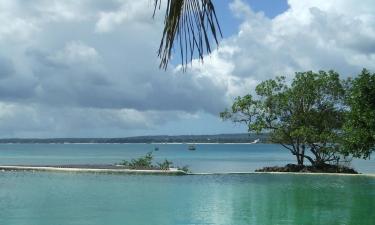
[0,133,269,144]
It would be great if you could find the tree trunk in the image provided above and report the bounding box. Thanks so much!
[301,144,305,165]
[313,157,325,168]
[295,144,306,166]
[296,154,303,166]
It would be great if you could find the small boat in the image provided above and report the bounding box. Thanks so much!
[250,139,260,144]
[154,147,159,151]
[188,145,196,151]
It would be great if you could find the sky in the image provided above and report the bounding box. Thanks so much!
[0,0,374,138]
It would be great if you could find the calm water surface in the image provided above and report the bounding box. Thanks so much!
[0,172,374,225]
[0,144,374,225]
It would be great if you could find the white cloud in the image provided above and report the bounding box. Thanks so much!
[0,101,197,137]
[51,41,100,65]
[95,1,153,33]
[0,14,39,41]
[188,0,375,104]
[0,0,374,137]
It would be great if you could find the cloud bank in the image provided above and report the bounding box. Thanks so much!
[0,0,374,137]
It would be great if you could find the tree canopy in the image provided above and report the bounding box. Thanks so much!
[342,69,375,159]
[221,70,375,166]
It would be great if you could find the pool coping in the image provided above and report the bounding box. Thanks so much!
[1,165,374,177]
[190,171,375,177]
[0,165,187,175]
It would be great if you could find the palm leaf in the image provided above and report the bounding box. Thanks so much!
[154,0,222,70]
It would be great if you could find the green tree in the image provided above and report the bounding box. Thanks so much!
[157,159,173,170]
[121,152,155,169]
[343,69,375,159]
[221,71,346,166]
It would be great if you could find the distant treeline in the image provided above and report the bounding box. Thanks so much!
[0,133,269,144]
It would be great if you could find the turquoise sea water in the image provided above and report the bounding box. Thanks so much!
[0,144,374,173]
[0,144,374,225]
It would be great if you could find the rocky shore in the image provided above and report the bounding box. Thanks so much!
[255,164,358,174]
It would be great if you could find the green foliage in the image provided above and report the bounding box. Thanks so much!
[153,0,221,70]
[221,70,346,166]
[120,152,155,170]
[177,165,191,173]
[343,69,375,159]
[120,152,189,172]
[157,159,173,170]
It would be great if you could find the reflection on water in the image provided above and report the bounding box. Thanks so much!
[0,172,374,225]
[226,175,375,225]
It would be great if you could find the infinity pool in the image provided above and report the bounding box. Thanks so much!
[0,171,374,225]
[0,144,374,224]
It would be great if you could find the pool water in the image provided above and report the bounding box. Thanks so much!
[0,172,374,225]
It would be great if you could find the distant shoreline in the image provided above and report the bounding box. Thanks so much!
[0,133,270,144]
[0,142,266,145]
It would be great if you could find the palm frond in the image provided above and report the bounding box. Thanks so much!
[154,0,222,70]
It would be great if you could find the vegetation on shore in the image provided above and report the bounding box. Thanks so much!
[119,152,190,173]
[221,69,375,173]
[256,164,358,174]
[0,133,267,144]
[342,70,375,159]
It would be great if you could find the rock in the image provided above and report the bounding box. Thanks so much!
[255,164,358,174]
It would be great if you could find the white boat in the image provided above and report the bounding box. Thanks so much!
[250,139,260,144]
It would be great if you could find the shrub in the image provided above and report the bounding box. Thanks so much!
[119,152,189,172]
